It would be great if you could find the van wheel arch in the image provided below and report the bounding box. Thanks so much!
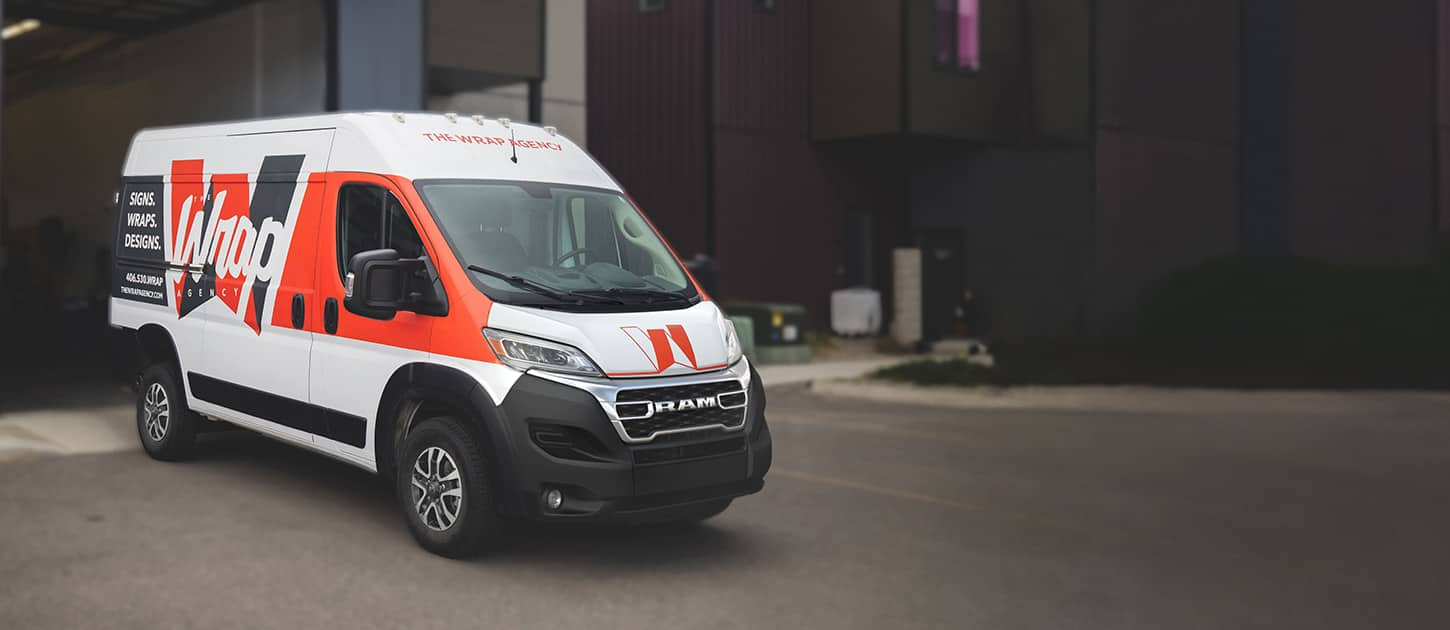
[135,324,181,375]
[374,364,511,504]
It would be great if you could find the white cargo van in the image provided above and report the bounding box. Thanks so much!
[110,113,770,557]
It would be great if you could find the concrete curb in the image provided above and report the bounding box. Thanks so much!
[756,357,908,388]
[809,379,1450,416]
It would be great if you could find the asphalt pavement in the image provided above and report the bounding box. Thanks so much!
[3,384,1450,629]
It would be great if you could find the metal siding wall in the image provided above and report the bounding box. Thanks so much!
[1442,0,1450,235]
[1092,0,1241,334]
[429,0,543,78]
[711,0,841,319]
[714,134,839,317]
[586,0,711,258]
[334,0,424,110]
[713,0,809,135]
[1285,0,1436,265]
[810,0,903,139]
[1240,0,1289,254]
[905,0,1030,140]
[910,148,1095,347]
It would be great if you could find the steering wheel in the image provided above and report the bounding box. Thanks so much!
[554,247,592,266]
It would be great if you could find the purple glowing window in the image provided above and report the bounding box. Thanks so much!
[933,0,980,71]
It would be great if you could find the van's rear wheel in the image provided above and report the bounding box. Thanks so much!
[136,363,199,461]
[397,416,499,558]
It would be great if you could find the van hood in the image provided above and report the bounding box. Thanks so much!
[482,301,735,378]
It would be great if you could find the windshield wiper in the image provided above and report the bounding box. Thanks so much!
[466,265,622,305]
[575,287,693,305]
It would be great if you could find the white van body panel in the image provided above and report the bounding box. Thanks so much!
[308,332,429,464]
[127,112,617,190]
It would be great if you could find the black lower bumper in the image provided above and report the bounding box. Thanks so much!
[480,366,772,522]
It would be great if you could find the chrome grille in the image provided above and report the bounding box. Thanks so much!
[613,380,746,440]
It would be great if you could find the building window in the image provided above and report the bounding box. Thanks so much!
[639,0,666,14]
[933,0,980,71]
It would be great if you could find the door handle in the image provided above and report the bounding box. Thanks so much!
[324,297,339,334]
[291,293,305,329]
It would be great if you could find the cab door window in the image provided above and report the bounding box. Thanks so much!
[337,184,426,282]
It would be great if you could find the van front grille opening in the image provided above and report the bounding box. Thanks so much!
[614,380,746,440]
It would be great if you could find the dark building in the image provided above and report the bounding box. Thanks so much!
[591,0,1446,348]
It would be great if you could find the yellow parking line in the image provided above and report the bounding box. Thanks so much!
[770,467,976,511]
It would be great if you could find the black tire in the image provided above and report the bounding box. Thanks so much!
[136,363,199,461]
[397,416,499,558]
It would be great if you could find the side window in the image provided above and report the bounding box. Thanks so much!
[337,184,426,282]
[933,0,980,71]
[387,193,426,260]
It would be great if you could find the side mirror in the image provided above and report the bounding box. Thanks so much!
[345,249,445,319]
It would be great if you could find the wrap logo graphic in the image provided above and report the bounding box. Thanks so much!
[621,324,703,373]
[168,155,305,334]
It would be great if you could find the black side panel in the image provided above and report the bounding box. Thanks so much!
[321,408,367,448]
[113,263,169,306]
[113,176,169,306]
[188,373,367,448]
[114,176,166,266]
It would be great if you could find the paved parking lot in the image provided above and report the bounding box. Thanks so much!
[3,384,1450,628]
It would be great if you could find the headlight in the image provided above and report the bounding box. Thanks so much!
[722,317,744,366]
[482,328,603,377]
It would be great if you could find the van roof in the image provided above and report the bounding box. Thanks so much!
[125,112,621,191]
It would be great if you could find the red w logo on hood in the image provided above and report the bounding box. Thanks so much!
[620,325,702,373]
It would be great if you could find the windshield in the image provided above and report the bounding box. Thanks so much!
[415,180,698,309]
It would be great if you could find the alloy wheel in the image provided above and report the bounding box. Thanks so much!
[411,446,464,531]
[142,382,170,443]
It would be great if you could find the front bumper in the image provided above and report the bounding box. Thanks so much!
[486,361,771,522]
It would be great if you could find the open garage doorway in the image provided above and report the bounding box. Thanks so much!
[0,0,323,407]
[0,1,548,409]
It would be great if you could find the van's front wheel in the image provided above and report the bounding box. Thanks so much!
[397,416,499,558]
[136,363,199,461]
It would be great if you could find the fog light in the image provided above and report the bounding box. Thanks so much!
[544,489,563,511]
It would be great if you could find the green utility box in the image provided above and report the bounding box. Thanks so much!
[727,315,757,363]
[722,302,812,365]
